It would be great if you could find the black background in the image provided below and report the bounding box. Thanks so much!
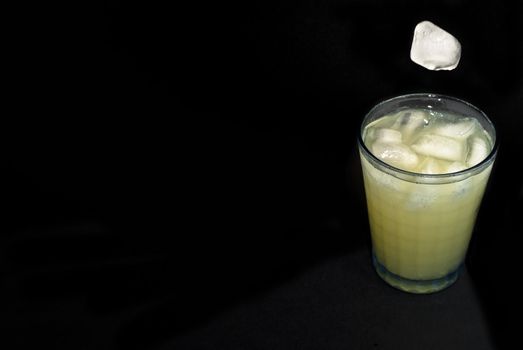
[3,1,523,349]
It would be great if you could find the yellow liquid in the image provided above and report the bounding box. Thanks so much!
[361,155,492,283]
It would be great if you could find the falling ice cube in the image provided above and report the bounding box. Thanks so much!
[371,142,419,171]
[411,133,466,162]
[410,21,461,71]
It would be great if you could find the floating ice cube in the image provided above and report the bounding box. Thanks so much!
[446,161,467,173]
[417,157,444,174]
[432,119,477,140]
[369,128,403,143]
[466,137,489,167]
[410,21,461,71]
[392,110,429,142]
[411,134,466,162]
[371,142,419,171]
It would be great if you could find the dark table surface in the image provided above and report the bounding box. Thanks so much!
[4,1,523,349]
[166,250,494,350]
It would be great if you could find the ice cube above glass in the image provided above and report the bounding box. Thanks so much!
[410,21,461,71]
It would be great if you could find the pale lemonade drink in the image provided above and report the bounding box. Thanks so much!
[358,94,497,293]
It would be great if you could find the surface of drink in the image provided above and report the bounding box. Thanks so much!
[358,94,497,293]
[363,109,493,174]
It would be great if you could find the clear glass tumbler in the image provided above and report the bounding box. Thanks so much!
[358,93,498,293]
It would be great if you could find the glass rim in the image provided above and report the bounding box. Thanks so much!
[358,93,499,181]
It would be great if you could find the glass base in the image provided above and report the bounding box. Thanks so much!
[372,253,463,294]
